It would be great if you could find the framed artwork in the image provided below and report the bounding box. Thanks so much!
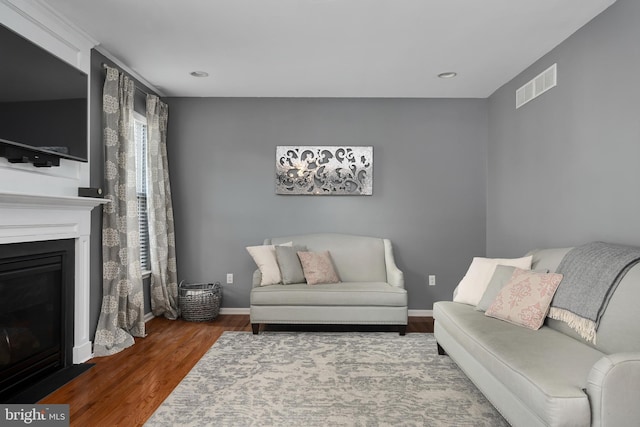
[276,146,373,195]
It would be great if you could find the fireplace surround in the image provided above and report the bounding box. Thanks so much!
[0,191,107,369]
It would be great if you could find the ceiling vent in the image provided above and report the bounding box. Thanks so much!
[516,63,557,109]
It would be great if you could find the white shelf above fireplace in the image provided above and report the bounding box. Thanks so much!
[0,191,107,210]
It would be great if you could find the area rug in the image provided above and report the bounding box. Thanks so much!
[145,332,508,427]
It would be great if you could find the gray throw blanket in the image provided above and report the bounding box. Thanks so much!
[549,241,640,343]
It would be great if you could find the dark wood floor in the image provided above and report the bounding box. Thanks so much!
[39,315,434,426]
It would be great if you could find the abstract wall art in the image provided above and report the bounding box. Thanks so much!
[276,146,373,195]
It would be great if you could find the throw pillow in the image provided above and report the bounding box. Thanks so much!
[476,266,550,312]
[475,265,517,312]
[485,268,563,330]
[275,245,307,284]
[297,251,341,285]
[246,242,293,286]
[453,255,533,306]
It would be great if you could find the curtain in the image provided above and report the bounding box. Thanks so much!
[94,66,146,357]
[146,95,179,319]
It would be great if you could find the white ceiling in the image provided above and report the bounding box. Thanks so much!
[42,0,617,98]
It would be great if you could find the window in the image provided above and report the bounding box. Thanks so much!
[133,112,150,273]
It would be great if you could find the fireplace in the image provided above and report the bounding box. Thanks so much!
[0,239,74,401]
[0,191,106,402]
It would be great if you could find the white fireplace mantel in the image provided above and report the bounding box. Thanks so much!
[0,191,107,363]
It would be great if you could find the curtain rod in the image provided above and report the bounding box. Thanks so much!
[101,63,154,97]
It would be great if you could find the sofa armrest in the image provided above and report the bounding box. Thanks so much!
[252,269,262,288]
[383,239,404,288]
[587,352,640,427]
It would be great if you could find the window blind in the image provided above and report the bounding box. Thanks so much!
[134,118,150,271]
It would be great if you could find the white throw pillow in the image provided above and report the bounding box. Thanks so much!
[246,242,292,286]
[453,255,533,306]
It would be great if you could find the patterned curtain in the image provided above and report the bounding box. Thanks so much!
[94,66,146,357]
[146,95,179,319]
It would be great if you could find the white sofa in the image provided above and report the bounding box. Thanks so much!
[434,247,640,427]
[249,233,408,334]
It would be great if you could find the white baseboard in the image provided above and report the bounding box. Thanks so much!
[408,309,433,317]
[219,307,250,315]
[145,308,250,318]
[148,308,432,319]
[220,308,432,317]
[72,341,93,364]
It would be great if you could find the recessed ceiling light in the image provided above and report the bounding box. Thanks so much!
[190,71,209,78]
[438,72,457,79]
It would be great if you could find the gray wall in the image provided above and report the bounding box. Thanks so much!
[166,98,487,309]
[487,0,640,256]
[87,0,639,320]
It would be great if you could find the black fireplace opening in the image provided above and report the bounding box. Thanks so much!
[0,239,74,402]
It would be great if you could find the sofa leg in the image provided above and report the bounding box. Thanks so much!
[398,325,406,336]
[437,342,447,356]
[252,323,260,335]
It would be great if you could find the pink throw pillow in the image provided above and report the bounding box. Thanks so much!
[485,268,563,330]
[297,251,340,285]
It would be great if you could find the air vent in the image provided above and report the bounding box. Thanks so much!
[516,63,557,109]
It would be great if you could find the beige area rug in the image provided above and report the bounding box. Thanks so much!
[145,332,508,426]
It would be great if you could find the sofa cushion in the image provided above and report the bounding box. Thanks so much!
[268,234,388,283]
[476,267,552,312]
[475,265,517,312]
[485,268,563,330]
[247,242,292,286]
[435,301,604,427]
[251,282,407,307]
[275,245,307,284]
[453,256,533,306]
[297,251,340,285]
[528,247,573,272]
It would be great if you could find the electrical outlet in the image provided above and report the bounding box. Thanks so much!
[226,273,233,284]
[428,275,436,286]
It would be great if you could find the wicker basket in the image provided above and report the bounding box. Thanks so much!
[178,282,222,322]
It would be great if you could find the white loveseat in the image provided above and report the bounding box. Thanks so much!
[249,233,408,334]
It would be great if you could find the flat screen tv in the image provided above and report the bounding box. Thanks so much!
[0,23,88,166]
